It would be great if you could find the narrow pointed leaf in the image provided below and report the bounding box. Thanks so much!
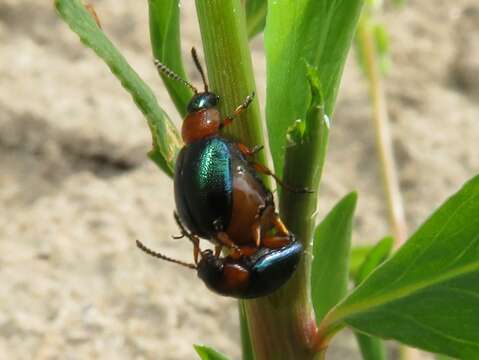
[311,192,357,324]
[328,174,479,358]
[148,0,193,116]
[350,245,374,279]
[194,345,231,360]
[55,0,181,177]
[355,236,394,284]
[265,0,363,173]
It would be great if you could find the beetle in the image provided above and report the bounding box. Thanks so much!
[136,217,303,298]
[154,48,304,261]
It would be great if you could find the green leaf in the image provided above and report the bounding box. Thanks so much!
[436,355,457,360]
[352,236,393,360]
[282,64,328,195]
[311,192,357,324]
[148,0,193,117]
[245,0,267,39]
[265,0,363,173]
[350,245,374,279]
[147,148,174,178]
[354,332,388,360]
[355,236,394,284]
[327,174,479,358]
[55,0,181,177]
[194,345,231,360]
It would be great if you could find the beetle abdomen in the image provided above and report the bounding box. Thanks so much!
[174,137,233,237]
[197,241,303,299]
[246,240,303,297]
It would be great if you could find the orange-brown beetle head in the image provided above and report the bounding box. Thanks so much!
[154,47,222,144]
[182,91,221,143]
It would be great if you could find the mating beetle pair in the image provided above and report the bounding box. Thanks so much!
[137,48,304,299]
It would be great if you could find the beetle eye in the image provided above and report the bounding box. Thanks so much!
[207,93,219,107]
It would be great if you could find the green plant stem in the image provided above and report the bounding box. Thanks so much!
[355,332,387,360]
[239,302,254,360]
[195,0,265,160]
[244,81,329,360]
[357,17,408,247]
[196,1,322,359]
[193,1,272,358]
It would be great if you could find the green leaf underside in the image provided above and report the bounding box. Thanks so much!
[330,174,479,358]
[245,0,267,39]
[355,236,394,284]
[148,0,193,117]
[311,192,357,324]
[55,0,181,177]
[194,345,231,360]
[265,0,363,174]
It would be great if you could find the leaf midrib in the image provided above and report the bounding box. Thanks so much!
[331,186,479,322]
[332,257,479,322]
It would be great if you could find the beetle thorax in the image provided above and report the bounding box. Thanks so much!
[182,108,221,144]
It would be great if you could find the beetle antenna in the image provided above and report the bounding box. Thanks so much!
[191,47,209,92]
[153,59,198,94]
[136,240,197,270]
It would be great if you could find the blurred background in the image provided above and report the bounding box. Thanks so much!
[0,0,478,359]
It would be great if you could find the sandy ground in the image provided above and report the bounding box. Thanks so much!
[0,0,478,359]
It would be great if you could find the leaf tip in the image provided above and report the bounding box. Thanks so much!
[193,344,230,360]
[344,191,358,209]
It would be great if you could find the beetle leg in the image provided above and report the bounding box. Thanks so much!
[250,161,313,194]
[236,143,264,157]
[252,220,261,248]
[213,219,241,254]
[192,237,201,264]
[214,245,223,257]
[258,210,294,249]
[261,234,292,249]
[216,231,241,254]
[273,213,289,236]
[250,202,269,248]
[174,212,201,264]
[220,92,255,129]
